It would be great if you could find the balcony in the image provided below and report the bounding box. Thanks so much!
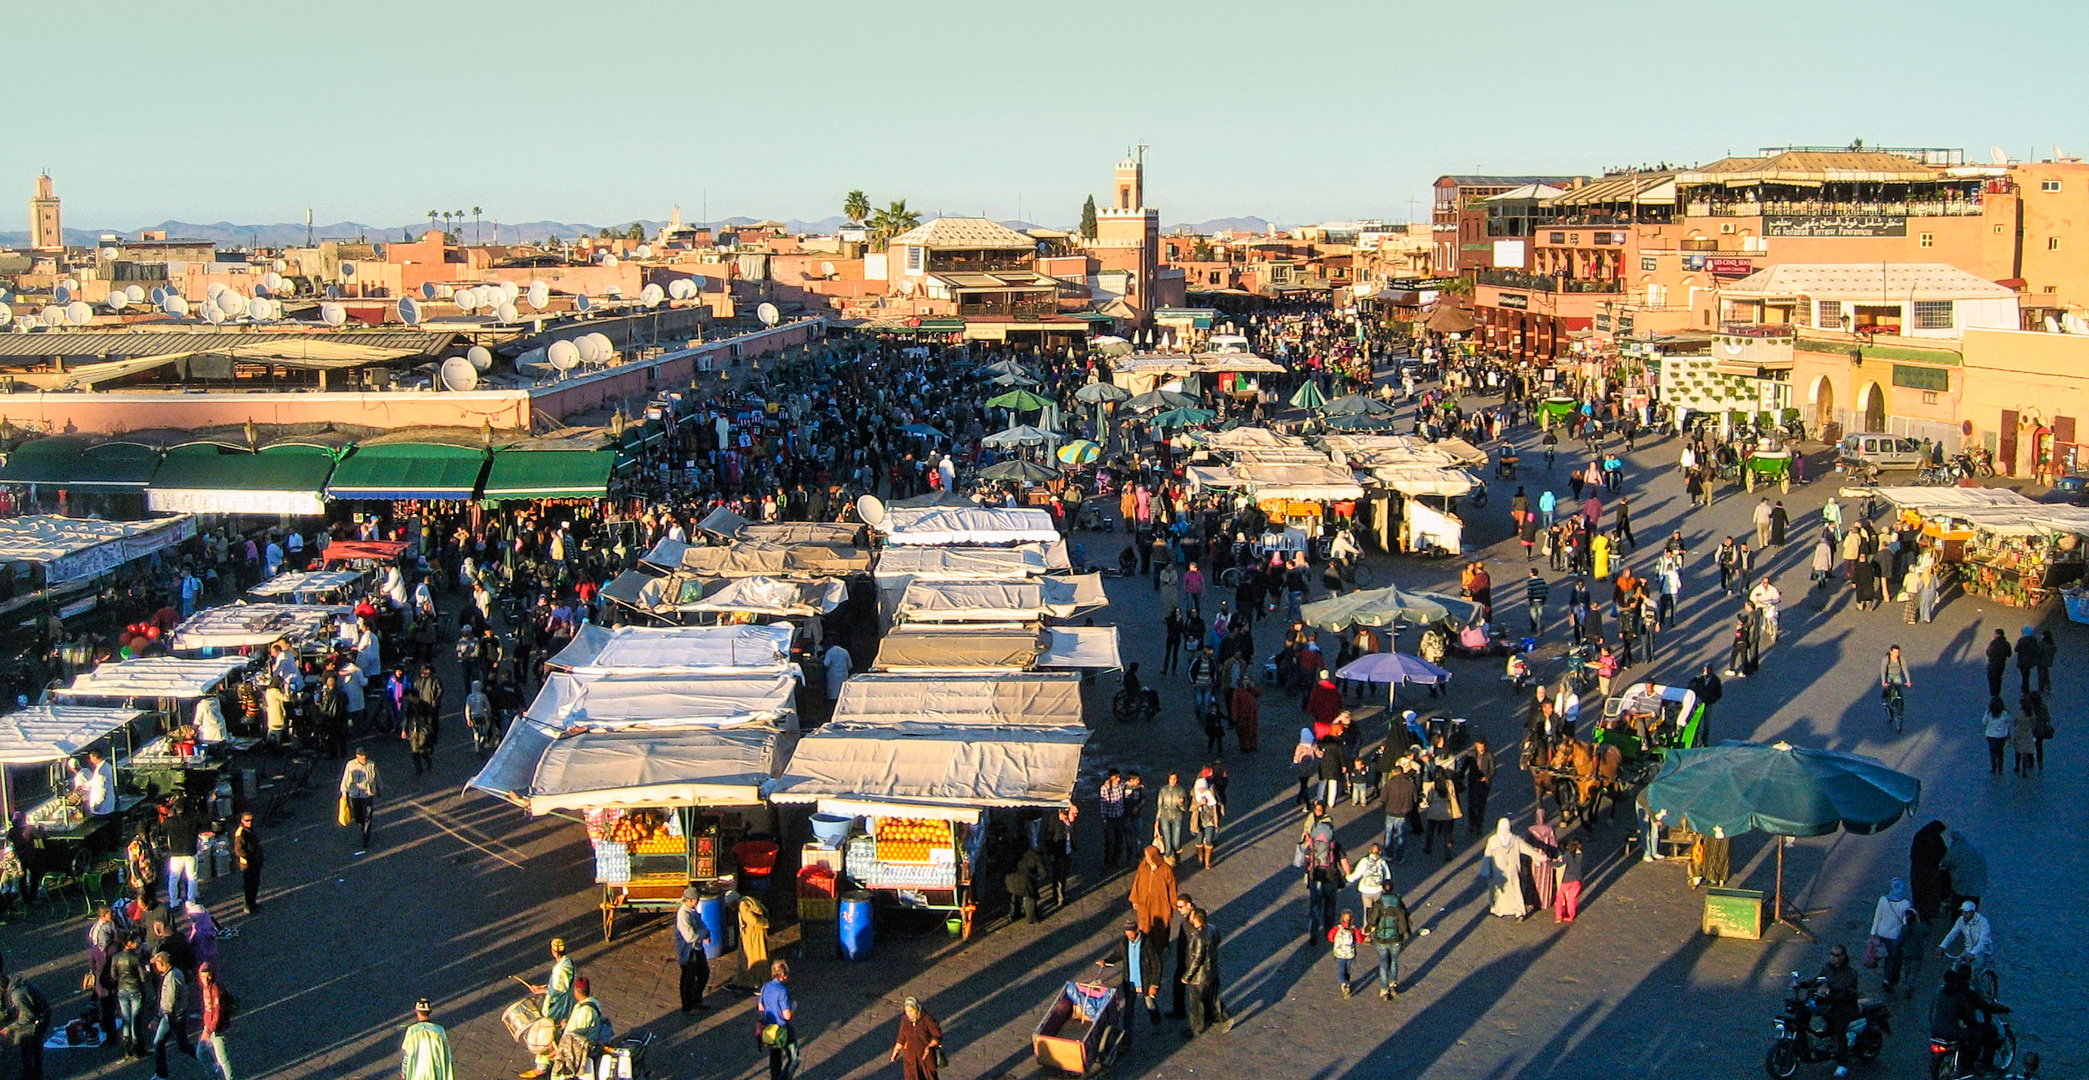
[1477,268,1622,294]
[1682,199,1984,219]
[1719,321,1795,340]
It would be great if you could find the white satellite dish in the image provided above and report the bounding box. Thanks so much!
[53,285,72,305]
[264,272,284,291]
[667,278,693,300]
[59,278,78,292]
[214,293,246,319]
[439,356,479,391]
[0,303,11,327]
[65,300,92,325]
[272,258,287,273]
[452,288,475,313]
[498,280,519,302]
[635,244,652,259]
[757,302,780,327]
[106,295,127,314]
[398,296,422,325]
[270,299,285,320]
[527,281,549,309]
[574,293,592,313]
[320,302,347,327]
[820,261,836,278]
[124,284,145,303]
[602,253,619,267]
[206,282,228,300]
[420,282,438,299]
[164,295,190,318]
[855,493,888,529]
[1991,146,2009,166]
[467,345,492,371]
[41,304,67,327]
[547,339,581,370]
[495,302,518,323]
[640,283,665,308]
[203,305,225,326]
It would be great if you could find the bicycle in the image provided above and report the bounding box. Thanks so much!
[1882,684,1907,734]
[1942,948,2000,1002]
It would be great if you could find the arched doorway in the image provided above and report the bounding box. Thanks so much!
[1811,376,1835,431]
[1858,381,1886,432]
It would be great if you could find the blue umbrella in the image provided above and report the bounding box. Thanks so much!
[1334,651,1450,686]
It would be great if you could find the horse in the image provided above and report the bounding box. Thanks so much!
[1523,733,1582,824]
[1559,736,1626,832]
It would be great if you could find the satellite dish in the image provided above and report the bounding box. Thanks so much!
[1990,146,2009,166]
[106,295,127,314]
[124,284,145,303]
[574,293,592,313]
[574,333,605,362]
[820,261,836,278]
[53,285,72,305]
[420,282,437,299]
[324,284,341,299]
[398,297,422,325]
[254,284,271,299]
[517,347,546,370]
[689,275,709,291]
[527,281,549,309]
[439,356,479,391]
[264,272,284,291]
[635,244,652,259]
[60,278,78,292]
[467,345,492,370]
[640,283,665,308]
[340,262,356,277]
[150,287,167,306]
[163,295,190,318]
[547,339,581,370]
[452,288,474,313]
[206,282,228,300]
[856,493,887,529]
[42,304,68,327]
[667,278,694,300]
[203,305,225,326]
[271,259,287,272]
[498,280,520,302]
[65,300,92,325]
[320,302,347,327]
[0,303,11,327]
[495,302,518,323]
[602,253,619,267]
[757,302,780,326]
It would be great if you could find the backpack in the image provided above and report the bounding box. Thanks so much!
[1305,822,1335,871]
[1375,898,1413,945]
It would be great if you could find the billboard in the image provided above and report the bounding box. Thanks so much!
[1765,216,1908,238]
[1492,239,1526,268]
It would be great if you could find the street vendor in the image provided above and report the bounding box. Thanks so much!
[72,749,116,817]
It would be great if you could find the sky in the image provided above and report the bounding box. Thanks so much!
[8,0,2089,232]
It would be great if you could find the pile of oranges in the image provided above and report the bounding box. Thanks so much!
[874,818,949,863]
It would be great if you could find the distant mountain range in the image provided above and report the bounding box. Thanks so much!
[1,213,1282,250]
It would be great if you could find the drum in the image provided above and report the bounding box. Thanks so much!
[523,1019,559,1057]
[501,998,544,1041]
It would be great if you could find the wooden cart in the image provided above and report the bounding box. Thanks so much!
[1032,982,1125,1076]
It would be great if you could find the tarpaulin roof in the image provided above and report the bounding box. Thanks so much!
[249,569,367,598]
[873,545,1050,582]
[1202,427,1305,451]
[696,507,751,536]
[547,624,795,674]
[144,452,334,516]
[0,515,196,583]
[874,627,1043,670]
[170,604,350,653]
[738,522,865,546]
[1849,485,2089,536]
[664,541,871,578]
[0,705,144,765]
[522,671,798,729]
[1187,463,1363,502]
[1037,626,1123,670]
[1362,465,1480,497]
[677,575,848,617]
[479,449,617,501]
[467,720,784,815]
[877,506,1060,545]
[828,672,1085,730]
[327,445,486,501]
[1321,434,1489,468]
[55,656,250,701]
[0,441,160,490]
[894,575,1106,622]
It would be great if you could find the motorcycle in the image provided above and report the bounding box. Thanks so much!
[1764,973,1890,1078]
[1926,1003,2016,1080]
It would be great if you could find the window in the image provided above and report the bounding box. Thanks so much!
[1549,232,1565,244]
[1995,224,2006,234]
[1912,301,1954,330]
[1918,232,1934,248]
[1891,364,1949,392]
[2046,285,2059,294]
[2049,237,2063,250]
[905,245,922,272]
[1818,300,1842,328]
[1923,391,1940,405]
[1641,256,1657,271]
[2043,179,2063,193]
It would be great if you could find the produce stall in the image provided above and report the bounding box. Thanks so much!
[1842,486,2089,608]
[765,672,1091,940]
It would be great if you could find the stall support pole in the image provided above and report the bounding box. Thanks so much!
[1773,837,1820,940]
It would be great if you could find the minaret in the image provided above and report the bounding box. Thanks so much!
[1093,149,1160,325]
[29,174,62,251]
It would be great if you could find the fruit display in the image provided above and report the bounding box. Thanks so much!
[874,817,950,864]
[585,809,684,853]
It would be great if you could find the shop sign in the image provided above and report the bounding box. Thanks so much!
[1765,215,1908,238]
[1497,292,1528,310]
[1705,257,1754,277]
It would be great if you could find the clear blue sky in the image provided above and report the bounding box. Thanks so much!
[10,0,2088,231]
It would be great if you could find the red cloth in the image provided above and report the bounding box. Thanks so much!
[1306,681,1342,726]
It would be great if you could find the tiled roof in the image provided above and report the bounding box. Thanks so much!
[1548,172,1676,206]
[888,218,1041,250]
[1722,263,2016,300]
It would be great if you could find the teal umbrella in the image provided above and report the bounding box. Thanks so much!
[1074,381,1131,404]
[1323,393,1393,417]
[1300,584,1479,632]
[1323,413,1398,432]
[1151,406,1216,429]
[1643,741,1920,931]
[1288,380,1328,410]
[979,459,1060,482]
[986,389,1051,412]
[1124,389,1196,413]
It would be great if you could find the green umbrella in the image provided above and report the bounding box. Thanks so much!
[1323,413,1398,432]
[1299,584,1479,632]
[1288,380,1328,410]
[979,458,1061,482]
[986,389,1052,412]
[1644,741,1921,931]
[988,371,1039,387]
[1323,393,1393,417]
[1124,389,1196,413]
[1074,381,1131,404]
[1151,406,1216,429]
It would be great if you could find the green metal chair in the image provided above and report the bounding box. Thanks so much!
[36,870,82,919]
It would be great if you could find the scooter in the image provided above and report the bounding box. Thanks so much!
[1764,973,1889,1078]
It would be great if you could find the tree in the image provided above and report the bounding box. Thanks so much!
[402,228,412,242]
[598,227,615,240]
[626,222,646,241]
[843,190,871,225]
[1078,195,1098,239]
[471,205,483,244]
[867,199,922,250]
[426,210,439,236]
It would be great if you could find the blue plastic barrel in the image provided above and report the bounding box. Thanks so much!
[838,890,874,960]
[697,889,726,959]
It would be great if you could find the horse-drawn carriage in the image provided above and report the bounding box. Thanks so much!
[1742,448,1793,492]
[1525,683,1703,830]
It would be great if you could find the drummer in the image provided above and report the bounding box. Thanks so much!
[520,938,579,1079]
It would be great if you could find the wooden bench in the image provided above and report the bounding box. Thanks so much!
[600,877,691,941]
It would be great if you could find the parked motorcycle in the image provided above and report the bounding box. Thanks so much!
[1764,972,1890,1078]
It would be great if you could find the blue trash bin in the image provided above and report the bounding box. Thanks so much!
[838,890,874,961]
[697,889,726,959]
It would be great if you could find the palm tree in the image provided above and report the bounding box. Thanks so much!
[843,190,870,225]
[868,199,922,250]
[426,210,439,236]
[471,205,483,244]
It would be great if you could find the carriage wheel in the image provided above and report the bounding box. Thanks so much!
[1780,477,1790,493]
[1744,471,1756,492]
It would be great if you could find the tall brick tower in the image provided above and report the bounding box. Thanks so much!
[29,174,62,251]
[1091,149,1159,325]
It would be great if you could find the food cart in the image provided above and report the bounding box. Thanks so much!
[318,539,411,572]
[467,666,798,941]
[0,705,149,855]
[765,672,1092,941]
[246,569,369,605]
[1537,396,1579,429]
[1742,448,1793,493]
[168,603,354,660]
[53,656,253,776]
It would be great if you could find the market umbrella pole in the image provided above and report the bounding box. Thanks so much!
[1773,837,1823,940]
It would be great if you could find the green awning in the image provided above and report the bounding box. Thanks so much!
[480,450,616,501]
[0,442,160,490]
[327,444,487,501]
[146,452,335,516]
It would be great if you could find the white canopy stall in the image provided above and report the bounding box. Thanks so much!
[53,656,250,746]
[875,506,1060,546]
[893,576,1107,624]
[0,704,146,826]
[247,569,367,603]
[169,604,352,656]
[548,624,796,674]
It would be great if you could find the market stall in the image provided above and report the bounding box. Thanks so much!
[247,569,368,604]
[0,704,147,845]
[871,626,1122,673]
[765,672,1090,940]
[169,603,353,658]
[1185,462,1364,542]
[1843,486,2089,608]
[891,576,1107,626]
[0,514,197,619]
[53,656,252,789]
[548,624,796,674]
[872,505,1060,547]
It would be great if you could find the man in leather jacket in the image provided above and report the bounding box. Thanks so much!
[1929,965,2007,1068]
[1817,945,1861,1075]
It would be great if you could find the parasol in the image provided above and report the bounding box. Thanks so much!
[1150,407,1216,429]
[1056,439,1102,465]
[978,459,1061,482]
[1323,393,1394,417]
[986,389,1052,412]
[1288,380,1328,411]
[1124,389,1196,413]
[1299,584,1479,631]
[1074,382,1131,404]
[1334,651,1450,685]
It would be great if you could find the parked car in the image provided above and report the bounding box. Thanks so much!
[1837,432,1926,470]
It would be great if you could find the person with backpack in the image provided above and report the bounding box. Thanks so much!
[1370,890,1414,1000]
[1326,911,1366,997]
[1344,843,1393,924]
[1,958,51,1080]
[1299,818,1346,938]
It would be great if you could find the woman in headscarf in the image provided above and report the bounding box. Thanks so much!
[1908,820,1948,921]
[1189,777,1223,869]
[1126,845,1178,937]
[1480,818,1539,918]
[183,901,219,968]
[889,996,943,1080]
[1870,879,1914,993]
